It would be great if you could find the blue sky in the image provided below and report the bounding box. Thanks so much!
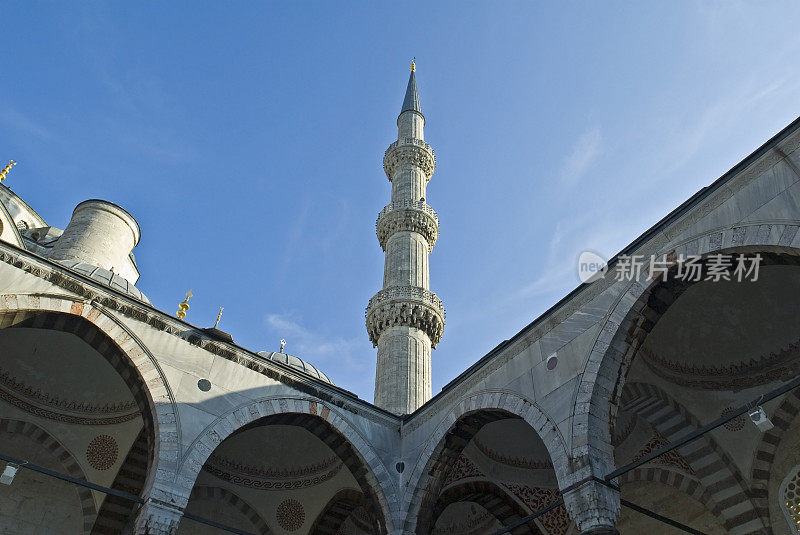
[3,2,800,401]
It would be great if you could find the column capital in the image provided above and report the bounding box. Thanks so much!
[133,497,184,535]
[562,479,620,534]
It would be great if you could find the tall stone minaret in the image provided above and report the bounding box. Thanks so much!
[366,62,445,415]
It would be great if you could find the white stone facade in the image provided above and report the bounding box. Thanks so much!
[0,70,798,535]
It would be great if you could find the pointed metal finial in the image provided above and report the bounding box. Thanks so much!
[410,59,415,72]
[176,290,193,319]
[213,307,224,329]
[279,339,286,353]
[0,160,17,182]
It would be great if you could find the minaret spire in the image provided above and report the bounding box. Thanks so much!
[367,63,444,415]
[401,61,421,115]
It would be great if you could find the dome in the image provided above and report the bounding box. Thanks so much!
[55,260,150,304]
[256,351,334,385]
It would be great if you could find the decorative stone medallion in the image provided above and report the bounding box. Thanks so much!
[276,498,305,531]
[86,434,119,470]
[720,406,745,431]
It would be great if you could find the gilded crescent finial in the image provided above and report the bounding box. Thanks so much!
[0,160,17,182]
[176,290,193,319]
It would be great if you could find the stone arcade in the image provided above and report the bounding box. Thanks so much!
[0,66,799,535]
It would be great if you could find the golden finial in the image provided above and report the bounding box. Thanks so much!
[279,339,286,353]
[410,59,416,72]
[176,290,193,319]
[0,160,17,182]
[213,307,224,329]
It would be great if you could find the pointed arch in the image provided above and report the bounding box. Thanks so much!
[434,481,540,534]
[571,237,800,495]
[0,294,179,523]
[178,398,395,535]
[403,390,568,535]
[620,382,758,531]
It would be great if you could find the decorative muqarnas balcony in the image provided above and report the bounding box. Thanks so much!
[365,286,445,347]
[383,139,436,181]
[376,201,439,252]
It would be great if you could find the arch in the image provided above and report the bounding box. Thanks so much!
[181,486,271,535]
[0,418,96,534]
[0,294,179,512]
[750,389,800,523]
[621,382,763,532]
[433,481,540,534]
[618,467,716,516]
[92,427,150,534]
[779,466,800,531]
[179,398,396,534]
[617,468,728,534]
[403,390,567,535]
[309,488,369,535]
[572,235,800,480]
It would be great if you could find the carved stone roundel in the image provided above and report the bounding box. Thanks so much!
[276,498,305,531]
[86,434,119,470]
[720,406,745,432]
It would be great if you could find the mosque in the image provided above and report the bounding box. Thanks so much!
[0,63,798,535]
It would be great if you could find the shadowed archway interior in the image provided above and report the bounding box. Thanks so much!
[610,254,800,534]
[180,412,387,535]
[0,310,160,534]
[414,410,565,535]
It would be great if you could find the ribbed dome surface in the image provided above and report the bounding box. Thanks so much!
[256,351,334,384]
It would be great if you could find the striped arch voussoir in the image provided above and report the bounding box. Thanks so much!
[434,480,539,534]
[618,466,726,532]
[309,488,371,535]
[622,382,764,533]
[188,486,271,535]
[749,389,800,524]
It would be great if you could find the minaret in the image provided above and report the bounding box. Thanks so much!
[366,61,445,415]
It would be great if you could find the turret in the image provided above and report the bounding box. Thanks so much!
[367,62,445,415]
[49,200,141,283]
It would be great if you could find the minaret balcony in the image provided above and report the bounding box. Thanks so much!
[383,140,436,181]
[365,286,445,348]
[376,201,439,252]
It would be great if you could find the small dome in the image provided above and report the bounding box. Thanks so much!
[56,260,150,304]
[256,351,334,385]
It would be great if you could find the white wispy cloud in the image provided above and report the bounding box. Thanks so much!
[276,201,311,282]
[561,126,602,186]
[263,312,372,394]
[0,107,56,141]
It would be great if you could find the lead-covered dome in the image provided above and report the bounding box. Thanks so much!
[56,260,150,304]
[256,351,333,385]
